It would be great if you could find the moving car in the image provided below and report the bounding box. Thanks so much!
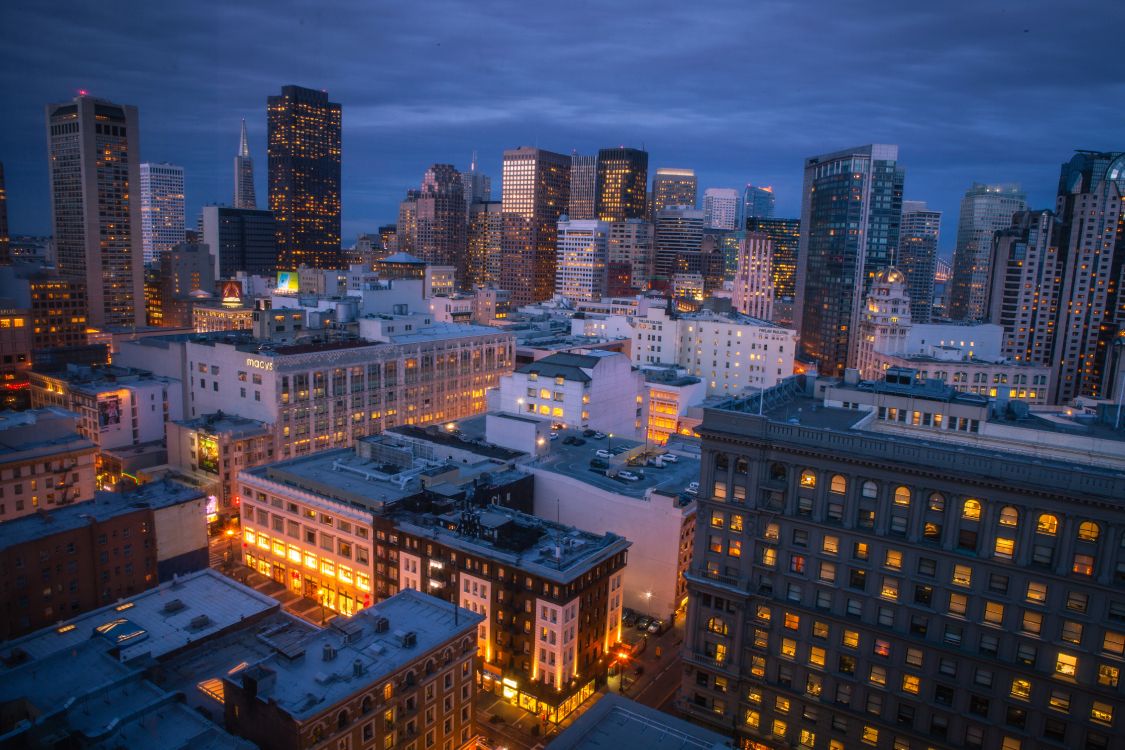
[617,470,640,481]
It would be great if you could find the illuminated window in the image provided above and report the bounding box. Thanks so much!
[744,710,759,728]
[928,492,945,511]
[775,696,790,713]
[707,617,728,635]
[998,506,1018,527]
[799,729,816,749]
[760,546,777,567]
[822,535,839,554]
[1104,631,1125,655]
[728,540,742,557]
[868,666,886,686]
[818,561,837,583]
[830,475,847,494]
[764,522,779,541]
[842,630,859,649]
[872,639,891,657]
[861,481,878,499]
[949,593,968,616]
[893,486,911,506]
[1072,553,1095,576]
[800,470,817,488]
[1009,678,1031,700]
[1090,701,1114,726]
[994,537,1015,559]
[710,512,724,528]
[1021,610,1043,634]
[861,725,878,745]
[1001,739,1021,750]
[1025,581,1047,603]
[784,612,800,630]
[962,499,981,520]
[1047,689,1070,712]
[1054,653,1077,677]
[880,578,899,601]
[984,601,1004,625]
[1077,521,1100,542]
[730,514,743,532]
[1098,664,1120,687]
[781,638,797,658]
[772,719,787,739]
[902,674,920,694]
[884,550,902,570]
[1036,513,1058,535]
[809,646,826,667]
[952,565,972,587]
[756,605,771,622]
[751,655,766,677]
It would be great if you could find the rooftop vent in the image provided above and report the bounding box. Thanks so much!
[372,615,390,634]
[189,614,212,630]
[353,659,365,678]
[162,599,186,614]
[322,643,337,662]
[394,630,417,649]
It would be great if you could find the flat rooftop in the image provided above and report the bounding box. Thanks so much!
[385,425,526,461]
[247,448,424,511]
[0,408,94,461]
[0,479,205,550]
[175,411,272,439]
[387,322,507,344]
[548,694,732,750]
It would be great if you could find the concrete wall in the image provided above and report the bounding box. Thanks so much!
[153,494,209,578]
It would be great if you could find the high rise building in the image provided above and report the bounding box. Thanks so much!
[201,205,278,279]
[467,200,502,288]
[0,161,9,264]
[1050,151,1125,403]
[568,152,597,220]
[596,147,648,222]
[267,85,342,269]
[607,218,654,292]
[702,188,740,230]
[139,162,185,265]
[414,164,468,287]
[651,168,698,213]
[461,150,491,213]
[746,217,800,309]
[555,218,609,303]
[378,224,398,254]
[233,118,257,209]
[396,190,419,256]
[151,242,217,327]
[732,231,774,320]
[743,184,776,220]
[948,183,1026,322]
[794,144,904,375]
[500,146,570,306]
[899,200,942,323]
[654,207,704,283]
[46,94,145,328]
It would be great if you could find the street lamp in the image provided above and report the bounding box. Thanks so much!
[608,433,613,453]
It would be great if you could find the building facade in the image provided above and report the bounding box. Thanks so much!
[747,218,800,325]
[139,162,185,265]
[555,219,610,303]
[0,408,97,523]
[500,147,571,307]
[467,200,502,288]
[568,153,597,221]
[596,147,648,223]
[268,85,342,270]
[652,168,698,213]
[201,205,278,279]
[654,207,705,285]
[414,164,468,288]
[703,188,740,231]
[744,185,776,221]
[733,231,775,322]
[46,95,145,328]
[607,219,654,293]
[167,412,275,516]
[899,201,941,324]
[948,183,1027,323]
[233,118,257,209]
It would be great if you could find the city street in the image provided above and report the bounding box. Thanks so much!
[207,531,327,625]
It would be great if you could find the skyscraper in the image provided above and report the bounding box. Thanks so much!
[651,168,697,213]
[555,219,609,303]
[596,147,648,222]
[46,94,145,328]
[568,153,597,220]
[948,183,1026,322]
[731,231,774,320]
[702,188,739,230]
[267,85,342,269]
[0,161,8,265]
[794,144,904,375]
[396,190,419,256]
[746,217,800,309]
[899,200,942,323]
[607,219,654,293]
[467,200,502,288]
[742,184,775,220]
[461,151,491,214]
[139,162,185,265]
[653,207,704,283]
[200,205,278,279]
[233,119,257,210]
[414,164,468,287]
[500,147,570,306]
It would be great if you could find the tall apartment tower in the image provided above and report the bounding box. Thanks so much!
[267,85,342,269]
[948,183,1027,322]
[0,161,9,264]
[653,207,705,282]
[703,188,740,230]
[608,219,655,292]
[568,153,597,220]
[747,218,801,306]
[414,164,468,287]
[555,218,609,303]
[467,200,503,288]
[732,231,775,320]
[596,147,648,222]
[139,162,185,265]
[743,184,776,220]
[794,144,904,375]
[233,119,257,209]
[1052,151,1125,403]
[899,200,942,323]
[652,168,698,212]
[499,146,570,306]
[45,95,145,328]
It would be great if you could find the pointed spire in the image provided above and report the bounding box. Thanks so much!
[469,150,478,172]
[239,119,250,158]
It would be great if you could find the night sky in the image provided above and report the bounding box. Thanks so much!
[2,0,1121,256]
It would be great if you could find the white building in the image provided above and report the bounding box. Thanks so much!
[555,219,609,303]
[731,231,774,321]
[496,349,642,435]
[139,163,185,265]
[702,188,739,230]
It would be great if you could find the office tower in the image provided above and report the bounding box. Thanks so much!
[703,188,740,230]
[396,190,419,255]
[200,205,278,279]
[732,231,774,320]
[461,150,491,212]
[0,161,8,264]
[378,224,398,253]
[500,146,570,306]
[652,168,698,212]
[596,147,648,222]
[45,94,145,328]
[794,144,904,375]
[468,200,502,287]
[555,218,609,303]
[267,85,342,269]
[654,207,705,283]
[139,162,185,265]
[1051,151,1125,402]
[607,218,654,292]
[153,242,217,327]
[414,164,468,287]
[747,217,800,308]
[233,118,257,209]
[899,200,942,323]
[568,152,597,220]
[743,184,776,221]
[948,183,1027,322]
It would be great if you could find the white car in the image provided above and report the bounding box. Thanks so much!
[596,449,613,459]
[684,481,699,495]
[660,453,678,463]
[549,432,559,440]
[617,470,640,481]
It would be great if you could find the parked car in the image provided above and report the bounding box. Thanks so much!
[622,612,637,627]
[571,437,586,446]
[685,481,699,496]
[660,453,678,463]
[549,432,559,440]
[593,432,606,439]
[636,616,652,630]
[647,619,667,634]
[589,458,609,469]
[583,429,597,437]
[618,470,640,481]
[596,449,613,459]
[562,435,576,445]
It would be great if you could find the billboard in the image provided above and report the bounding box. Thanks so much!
[220,280,243,303]
[98,394,122,431]
[198,435,219,474]
[277,271,299,293]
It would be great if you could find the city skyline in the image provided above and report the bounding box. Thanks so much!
[2,1,1121,250]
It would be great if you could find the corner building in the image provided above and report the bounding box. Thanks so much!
[682,377,1125,750]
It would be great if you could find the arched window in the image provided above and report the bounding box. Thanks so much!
[770,463,786,481]
[800,470,817,488]
[735,458,749,474]
[1078,521,1100,542]
[893,486,911,507]
[424,659,435,675]
[830,475,847,494]
[405,670,416,687]
[715,453,730,471]
[707,617,728,636]
[1036,514,1058,536]
[861,481,878,499]
[928,493,945,512]
[383,682,393,701]
[962,499,981,521]
[337,710,350,730]
[998,506,1019,527]
[361,696,373,715]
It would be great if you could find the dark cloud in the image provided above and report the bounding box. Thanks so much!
[2,0,1121,254]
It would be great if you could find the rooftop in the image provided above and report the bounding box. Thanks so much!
[245,448,426,512]
[0,407,94,461]
[0,479,206,550]
[175,411,273,439]
[548,694,733,750]
[386,424,526,462]
[387,322,507,345]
